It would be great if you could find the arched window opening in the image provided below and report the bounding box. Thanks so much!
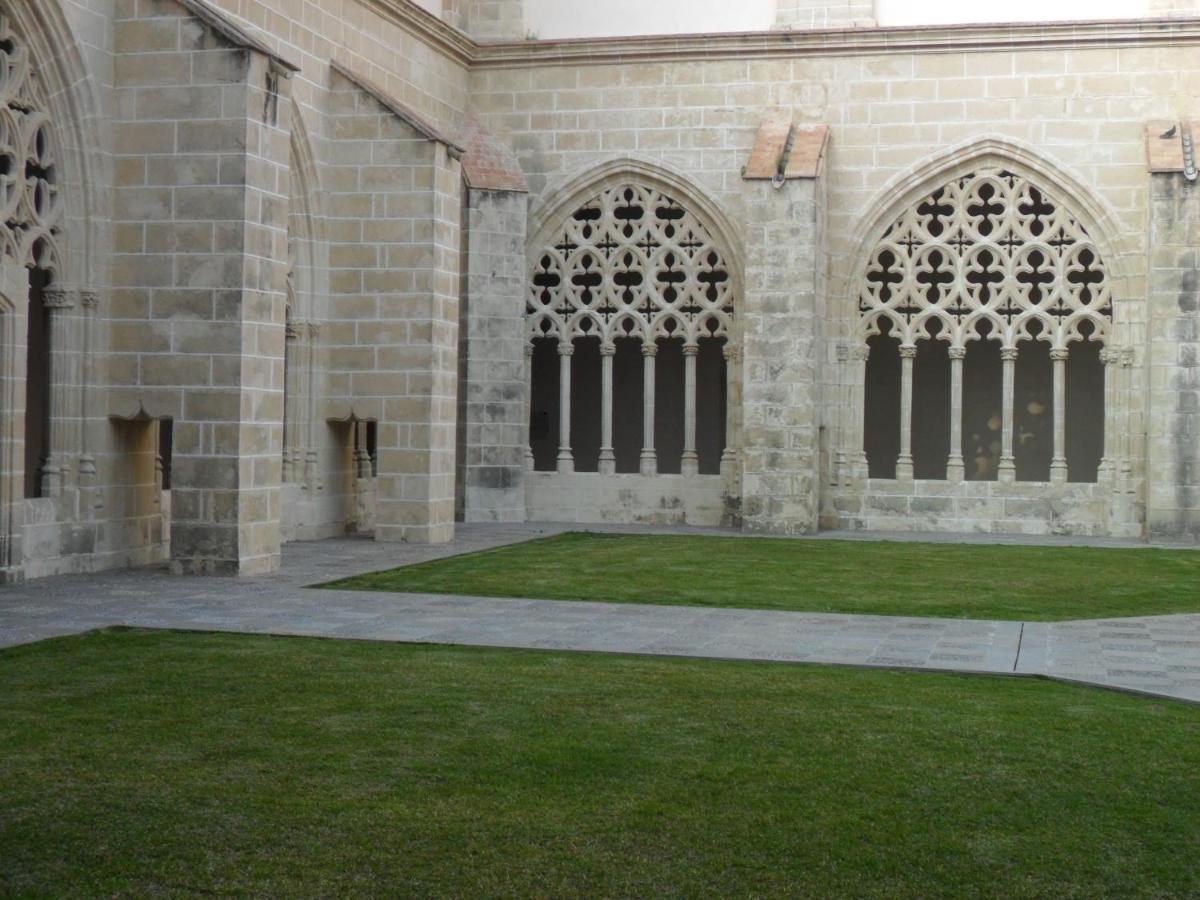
[864,323,901,479]
[1,19,64,500]
[527,183,734,477]
[859,168,1113,484]
[23,265,48,498]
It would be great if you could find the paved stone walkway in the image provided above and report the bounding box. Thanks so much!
[1,524,1198,705]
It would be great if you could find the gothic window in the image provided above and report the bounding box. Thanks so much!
[0,16,64,498]
[860,168,1111,483]
[527,184,733,476]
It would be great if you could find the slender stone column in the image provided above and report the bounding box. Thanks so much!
[283,318,300,483]
[681,343,700,476]
[1097,347,1116,484]
[999,347,1019,482]
[1121,347,1135,493]
[599,343,616,475]
[354,421,371,479]
[557,341,574,474]
[720,343,738,476]
[853,344,870,478]
[305,322,322,493]
[947,346,966,482]
[1050,348,1070,485]
[640,341,658,476]
[897,344,916,481]
[524,343,535,471]
[78,290,99,494]
[40,287,76,498]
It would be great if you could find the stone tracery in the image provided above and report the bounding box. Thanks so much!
[527,183,734,476]
[0,14,62,278]
[860,168,1112,351]
[858,167,1114,484]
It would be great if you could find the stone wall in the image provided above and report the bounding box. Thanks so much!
[458,188,527,522]
[1147,173,1200,541]
[775,0,875,29]
[109,0,292,575]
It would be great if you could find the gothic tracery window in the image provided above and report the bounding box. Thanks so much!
[859,168,1112,484]
[527,184,733,476]
[0,15,63,499]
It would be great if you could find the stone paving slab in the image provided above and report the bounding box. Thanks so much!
[1,524,1198,705]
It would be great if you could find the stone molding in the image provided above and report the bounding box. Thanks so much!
[329,61,466,158]
[470,16,1200,69]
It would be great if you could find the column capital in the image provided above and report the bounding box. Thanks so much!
[285,323,302,340]
[1000,348,1019,362]
[80,289,100,309]
[41,287,74,310]
[600,342,616,357]
[948,346,967,360]
[852,344,870,362]
[558,341,575,357]
[1050,348,1070,362]
[524,342,535,358]
[642,342,658,358]
[1098,348,1116,365]
[683,343,700,356]
[899,344,918,359]
[307,321,322,339]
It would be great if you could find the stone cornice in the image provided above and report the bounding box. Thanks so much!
[356,0,474,68]
[470,17,1200,69]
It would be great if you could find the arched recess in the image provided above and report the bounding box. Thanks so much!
[526,158,744,479]
[1,1,105,292]
[839,137,1135,492]
[0,3,104,539]
[282,100,328,490]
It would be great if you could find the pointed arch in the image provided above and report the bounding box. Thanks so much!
[2,0,105,294]
[287,99,327,324]
[839,134,1134,315]
[529,155,744,297]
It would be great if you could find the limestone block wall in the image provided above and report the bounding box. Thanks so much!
[465,0,525,41]
[738,177,825,534]
[1147,173,1200,542]
[458,188,527,522]
[110,0,292,575]
[775,0,876,29]
[324,66,462,545]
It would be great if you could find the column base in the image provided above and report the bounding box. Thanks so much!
[998,459,1016,483]
[681,453,699,476]
[639,451,657,476]
[947,456,965,483]
[598,450,616,475]
[896,456,914,482]
[556,453,575,474]
[1050,460,1068,485]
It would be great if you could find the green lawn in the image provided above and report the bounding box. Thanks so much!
[2,630,1200,896]
[327,532,1200,621]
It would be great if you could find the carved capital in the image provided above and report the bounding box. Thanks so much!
[853,345,870,363]
[524,343,535,358]
[642,343,659,358]
[600,343,616,357]
[948,347,967,360]
[558,342,574,358]
[899,344,918,359]
[41,287,73,310]
[307,321,321,339]
[1050,349,1070,362]
[80,289,100,310]
[683,343,700,357]
[285,323,301,341]
[1001,348,1020,362]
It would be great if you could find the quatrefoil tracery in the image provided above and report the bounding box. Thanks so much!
[528,184,734,346]
[860,169,1112,350]
[0,15,62,278]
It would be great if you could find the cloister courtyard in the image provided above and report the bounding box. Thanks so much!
[3,524,1200,896]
